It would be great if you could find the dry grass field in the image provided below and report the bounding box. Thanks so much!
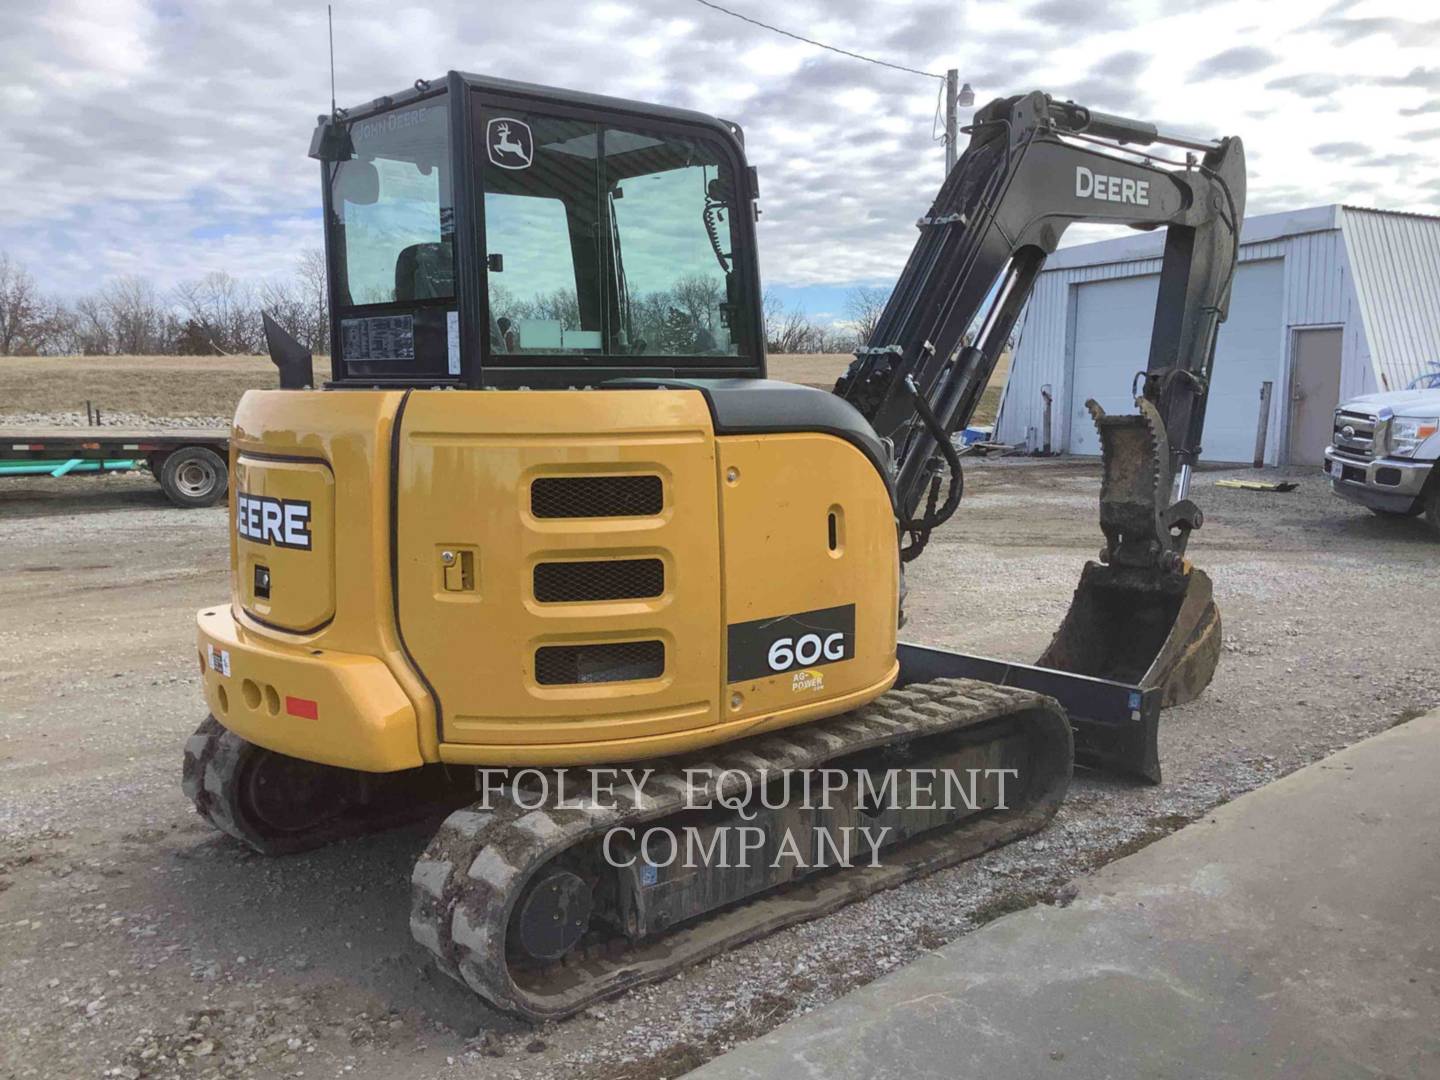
[0,354,277,420]
[0,351,1008,426]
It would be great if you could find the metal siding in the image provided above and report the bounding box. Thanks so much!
[1061,260,1285,462]
[1341,208,1440,391]
[996,274,1068,447]
[997,212,1381,460]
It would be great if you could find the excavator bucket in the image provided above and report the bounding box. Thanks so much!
[1038,560,1221,708]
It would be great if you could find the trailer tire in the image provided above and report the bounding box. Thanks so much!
[160,446,228,508]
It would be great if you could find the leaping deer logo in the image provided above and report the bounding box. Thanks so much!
[487,118,533,169]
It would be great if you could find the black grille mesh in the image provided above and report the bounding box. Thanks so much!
[534,640,665,685]
[534,559,665,603]
[531,475,663,519]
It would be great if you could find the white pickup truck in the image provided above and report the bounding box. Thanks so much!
[1324,386,1440,535]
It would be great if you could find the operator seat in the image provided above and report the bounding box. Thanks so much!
[394,241,455,301]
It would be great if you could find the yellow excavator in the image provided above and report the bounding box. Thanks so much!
[182,72,1243,1020]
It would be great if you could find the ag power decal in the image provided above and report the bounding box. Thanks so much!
[727,604,856,683]
[236,492,313,550]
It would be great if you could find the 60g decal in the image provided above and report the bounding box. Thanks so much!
[728,604,856,683]
[768,632,847,673]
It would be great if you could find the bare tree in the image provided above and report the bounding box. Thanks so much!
[762,289,820,354]
[257,251,331,354]
[295,249,330,354]
[59,295,115,355]
[819,324,859,353]
[844,285,890,346]
[258,276,309,351]
[0,253,60,355]
[100,276,177,355]
[672,274,724,330]
[174,271,260,354]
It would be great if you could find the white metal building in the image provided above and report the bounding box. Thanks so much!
[994,205,1440,464]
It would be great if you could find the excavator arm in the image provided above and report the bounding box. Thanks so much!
[837,91,1246,776]
[838,90,1244,557]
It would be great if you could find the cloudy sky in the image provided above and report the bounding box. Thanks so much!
[3,0,1438,319]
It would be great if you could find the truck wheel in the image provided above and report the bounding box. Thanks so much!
[1425,485,1440,538]
[160,446,228,508]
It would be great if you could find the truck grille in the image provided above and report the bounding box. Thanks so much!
[1332,409,1377,461]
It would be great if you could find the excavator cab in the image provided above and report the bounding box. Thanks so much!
[314,74,764,388]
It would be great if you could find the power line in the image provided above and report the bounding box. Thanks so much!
[687,0,943,81]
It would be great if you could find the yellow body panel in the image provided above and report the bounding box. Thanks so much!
[197,385,900,771]
[394,390,725,748]
[233,453,336,631]
[197,606,422,771]
[715,434,899,726]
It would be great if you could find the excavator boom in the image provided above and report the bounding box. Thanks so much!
[836,90,1245,744]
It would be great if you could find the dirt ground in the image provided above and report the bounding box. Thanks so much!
[0,353,1006,428]
[2,460,1437,1080]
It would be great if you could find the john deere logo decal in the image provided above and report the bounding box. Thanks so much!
[487,118,533,170]
[236,492,312,550]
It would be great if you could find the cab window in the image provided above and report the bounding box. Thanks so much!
[478,107,749,361]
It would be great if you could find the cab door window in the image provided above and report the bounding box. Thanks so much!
[477,105,752,362]
[479,111,602,355]
[604,126,741,357]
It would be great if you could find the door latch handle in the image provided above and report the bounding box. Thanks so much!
[441,548,476,592]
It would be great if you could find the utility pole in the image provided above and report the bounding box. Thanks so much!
[944,69,958,177]
[943,70,975,178]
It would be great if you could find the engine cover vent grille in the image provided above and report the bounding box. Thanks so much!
[530,475,663,519]
[533,559,665,603]
[534,641,665,685]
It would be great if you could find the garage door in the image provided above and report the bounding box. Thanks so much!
[1066,259,1283,462]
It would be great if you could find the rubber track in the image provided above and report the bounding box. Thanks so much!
[409,678,1071,1020]
[181,715,466,855]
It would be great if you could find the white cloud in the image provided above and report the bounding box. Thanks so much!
[0,0,1436,304]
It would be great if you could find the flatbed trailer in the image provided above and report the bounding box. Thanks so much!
[0,427,230,508]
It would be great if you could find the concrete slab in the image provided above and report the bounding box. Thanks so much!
[690,710,1440,1080]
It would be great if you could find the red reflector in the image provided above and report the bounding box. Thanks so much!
[285,696,319,720]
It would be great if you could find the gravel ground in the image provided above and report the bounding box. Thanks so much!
[1,412,231,431]
[2,458,1437,1080]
